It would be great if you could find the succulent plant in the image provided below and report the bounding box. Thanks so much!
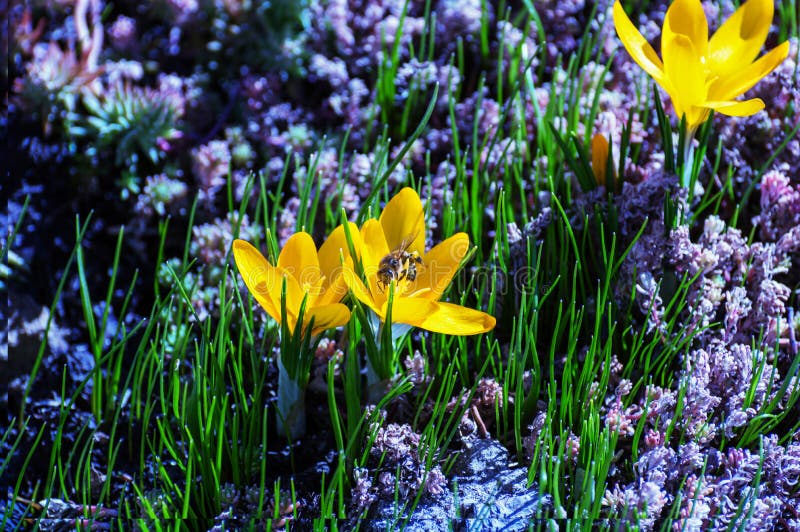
[76,80,181,171]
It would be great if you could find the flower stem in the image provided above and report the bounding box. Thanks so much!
[677,119,701,191]
[277,357,306,439]
[680,139,695,189]
[365,354,389,404]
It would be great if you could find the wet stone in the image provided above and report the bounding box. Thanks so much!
[363,437,549,531]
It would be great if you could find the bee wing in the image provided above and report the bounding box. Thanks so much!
[395,231,420,253]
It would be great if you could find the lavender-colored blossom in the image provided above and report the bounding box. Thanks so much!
[308,53,350,90]
[134,174,188,217]
[22,42,95,93]
[315,0,355,56]
[424,160,454,234]
[664,214,797,348]
[633,271,666,334]
[395,59,445,107]
[723,287,751,342]
[107,15,137,51]
[404,351,428,386]
[473,378,503,411]
[155,73,196,118]
[241,73,282,114]
[424,467,447,496]
[171,213,263,322]
[339,182,361,215]
[364,421,446,504]
[533,0,587,69]
[191,212,260,267]
[436,0,484,38]
[351,467,377,513]
[192,140,232,205]
[164,0,199,25]
[604,379,641,437]
[102,60,145,87]
[293,147,339,198]
[283,124,314,153]
[372,423,420,462]
[308,0,424,73]
[673,475,712,531]
[754,167,800,242]
[348,153,374,195]
[258,106,310,152]
[452,90,501,140]
[218,0,248,18]
[277,196,301,247]
[327,77,369,127]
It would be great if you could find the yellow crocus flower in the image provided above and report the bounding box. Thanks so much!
[233,224,360,336]
[343,187,496,335]
[592,132,611,187]
[613,0,789,133]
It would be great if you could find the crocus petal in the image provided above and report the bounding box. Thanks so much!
[662,33,707,126]
[612,1,667,87]
[307,304,351,336]
[277,232,322,302]
[361,219,390,260]
[708,41,790,102]
[341,261,383,317]
[708,0,772,77]
[411,233,469,300]
[317,256,354,307]
[278,271,306,327]
[361,219,391,305]
[706,98,765,117]
[385,297,438,328]
[390,298,496,335]
[591,133,609,187]
[663,0,708,58]
[318,222,361,294]
[233,239,285,325]
[379,187,425,255]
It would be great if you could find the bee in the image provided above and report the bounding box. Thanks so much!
[377,236,423,292]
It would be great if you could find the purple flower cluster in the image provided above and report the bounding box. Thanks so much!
[228,0,662,235]
[107,15,137,51]
[134,174,189,217]
[670,214,798,347]
[534,0,588,70]
[193,140,232,205]
[352,419,447,515]
[755,167,800,242]
[605,434,800,530]
[161,213,264,322]
[599,189,799,526]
